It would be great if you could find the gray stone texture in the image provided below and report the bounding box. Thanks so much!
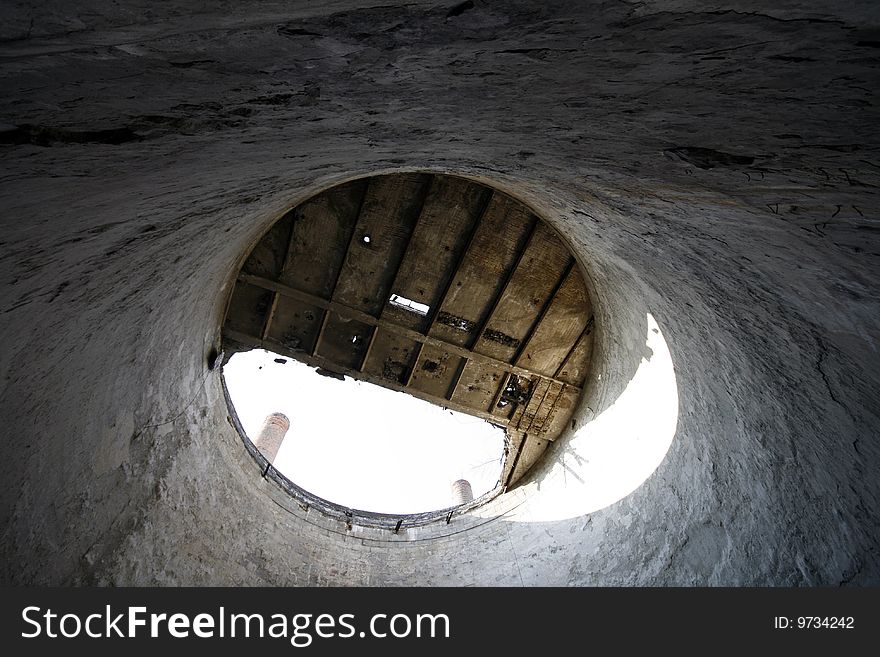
[0,0,878,585]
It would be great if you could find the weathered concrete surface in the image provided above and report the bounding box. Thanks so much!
[1,0,878,585]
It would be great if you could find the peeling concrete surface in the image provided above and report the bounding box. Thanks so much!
[1,0,878,585]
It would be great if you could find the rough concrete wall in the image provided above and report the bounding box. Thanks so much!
[1,0,878,585]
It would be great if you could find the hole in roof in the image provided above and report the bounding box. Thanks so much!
[224,350,504,513]
[221,172,596,522]
[388,293,429,315]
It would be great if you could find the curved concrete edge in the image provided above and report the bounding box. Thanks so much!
[1,0,878,586]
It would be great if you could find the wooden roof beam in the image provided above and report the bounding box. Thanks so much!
[238,272,580,392]
[423,188,495,335]
[467,215,539,351]
[510,257,575,365]
[224,328,509,429]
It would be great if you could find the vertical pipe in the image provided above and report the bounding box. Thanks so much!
[451,479,474,505]
[254,412,290,463]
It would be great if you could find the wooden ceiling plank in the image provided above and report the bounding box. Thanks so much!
[467,216,538,350]
[473,222,573,363]
[404,342,425,388]
[359,325,379,372]
[223,328,509,428]
[510,436,550,484]
[515,264,590,376]
[312,305,332,357]
[327,182,370,299]
[510,258,574,365]
[541,386,580,438]
[428,195,535,348]
[502,431,527,490]
[554,315,594,386]
[384,177,492,332]
[516,378,552,433]
[422,189,494,335]
[361,329,421,387]
[408,344,464,400]
[301,179,371,361]
[553,318,590,378]
[260,291,280,341]
[453,360,508,413]
[225,281,273,337]
[331,173,431,316]
[450,360,509,422]
[265,295,323,354]
[315,313,373,370]
[279,178,368,297]
[528,381,564,435]
[445,357,469,401]
[242,213,295,281]
[238,272,580,392]
[373,175,435,324]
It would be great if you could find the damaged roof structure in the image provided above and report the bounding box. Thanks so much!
[223,173,594,490]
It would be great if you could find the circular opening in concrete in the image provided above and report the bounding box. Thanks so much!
[219,172,598,525]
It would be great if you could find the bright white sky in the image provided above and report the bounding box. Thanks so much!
[223,349,505,514]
